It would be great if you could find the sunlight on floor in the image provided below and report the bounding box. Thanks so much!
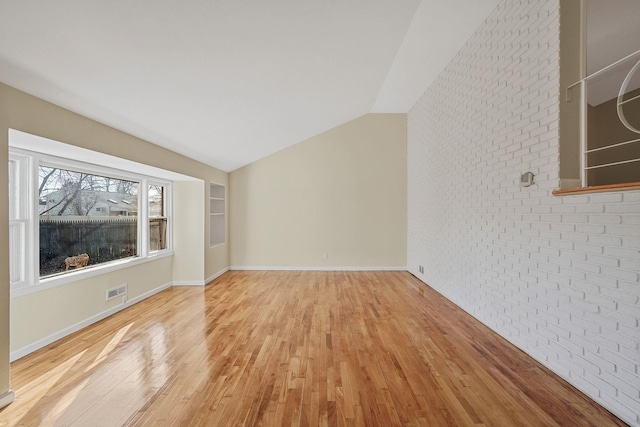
[11,350,87,425]
[86,322,134,372]
[39,378,90,426]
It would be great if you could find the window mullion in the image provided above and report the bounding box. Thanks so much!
[29,156,38,286]
[139,178,149,257]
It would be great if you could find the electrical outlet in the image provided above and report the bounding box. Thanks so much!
[323,253,329,259]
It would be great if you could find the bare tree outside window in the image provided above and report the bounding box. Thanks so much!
[38,165,140,277]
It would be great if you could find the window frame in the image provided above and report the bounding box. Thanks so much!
[8,153,34,288]
[9,147,174,297]
[147,181,172,254]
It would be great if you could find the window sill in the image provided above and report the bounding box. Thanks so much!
[553,181,640,196]
[10,250,174,299]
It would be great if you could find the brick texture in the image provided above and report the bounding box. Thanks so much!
[407,1,640,425]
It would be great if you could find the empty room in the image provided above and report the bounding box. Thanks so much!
[0,0,639,426]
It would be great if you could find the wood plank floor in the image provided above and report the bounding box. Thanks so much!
[0,271,626,426]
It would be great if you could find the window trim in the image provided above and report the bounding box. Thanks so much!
[9,146,174,298]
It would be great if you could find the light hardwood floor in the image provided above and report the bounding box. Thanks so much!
[0,271,626,426]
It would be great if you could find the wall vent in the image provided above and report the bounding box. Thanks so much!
[106,283,127,301]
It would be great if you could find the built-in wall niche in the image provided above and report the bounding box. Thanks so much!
[209,182,225,247]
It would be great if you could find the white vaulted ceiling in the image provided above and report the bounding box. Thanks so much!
[0,0,498,171]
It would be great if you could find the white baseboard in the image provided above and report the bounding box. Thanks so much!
[10,281,173,362]
[174,267,230,286]
[206,267,229,285]
[173,280,205,286]
[229,266,407,271]
[0,390,15,409]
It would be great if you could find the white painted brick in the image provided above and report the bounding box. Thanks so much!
[583,292,617,311]
[589,215,623,225]
[615,393,640,424]
[575,204,605,214]
[576,224,606,234]
[573,243,603,255]
[539,323,563,341]
[548,340,572,360]
[583,371,617,397]
[561,232,591,244]
[552,204,577,213]
[544,222,576,232]
[601,370,639,399]
[599,392,640,427]
[620,258,640,271]
[605,203,640,214]
[617,302,640,326]
[601,267,639,283]
[601,306,639,329]
[624,192,640,202]
[550,257,572,269]
[583,273,617,289]
[588,235,622,247]
[624,237,640,249]
[407,1,639,424]
[619,338,640,364]
[590,193,624,204]
[618,280,640,294]
[568,375,601,398]
[607,225,640,237]
[558,250,587,261]
[562,214,589,224]
[562,195,590,204]
[586,254,620,268]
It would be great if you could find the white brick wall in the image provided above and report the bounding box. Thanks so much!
[407,1,640,425]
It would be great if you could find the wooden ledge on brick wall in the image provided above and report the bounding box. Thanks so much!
[553,181,640,196]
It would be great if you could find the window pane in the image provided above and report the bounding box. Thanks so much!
[39,166,139,277]
[8,158,20,220]
[149,184,167,251]
[9,156,28,287]
[9,222,25,284]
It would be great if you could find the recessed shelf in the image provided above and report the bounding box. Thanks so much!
[209,183,225,246]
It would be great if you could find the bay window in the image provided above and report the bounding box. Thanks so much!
[8,144,173,292]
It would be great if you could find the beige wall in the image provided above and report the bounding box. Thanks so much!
[230,113,407,268]
[0,83,11,402]
[0,83,228,388]
[11,257,173,350]
[173,181,205,284]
